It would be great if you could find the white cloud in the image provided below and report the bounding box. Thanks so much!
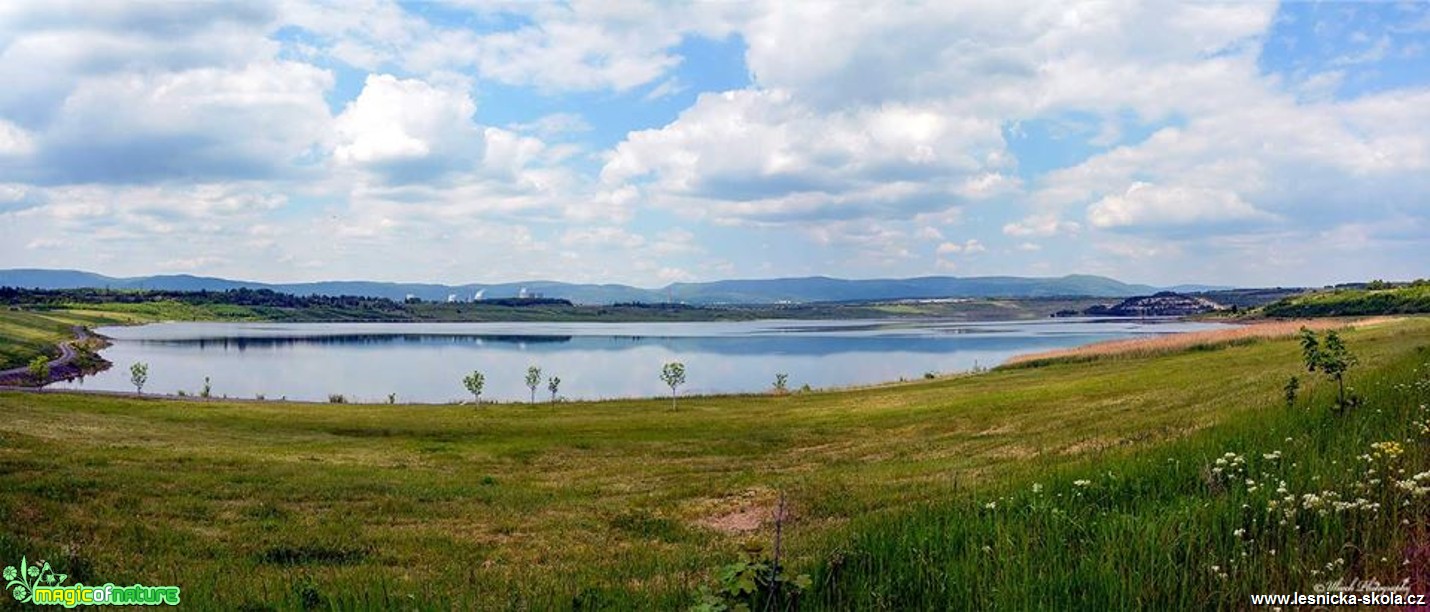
[1,0,1427,287]
[805,220,916,265]
[0,120,34,155]
[335,74,476,166]
[0,1,331,184]
[301,0,746,94]
[740,2,1273,111]
[936,239,985,255]
[1087,182,1274,230]
[1003,215,1080,238]
[0,2,282,128]
[601,88,1001,225]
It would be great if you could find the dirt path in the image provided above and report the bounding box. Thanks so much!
[0,326,94,385]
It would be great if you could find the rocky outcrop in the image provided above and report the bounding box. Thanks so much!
[1081,292,1227,317]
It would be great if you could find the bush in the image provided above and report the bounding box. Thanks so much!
[692,552,811,611]
[27,355,49,385]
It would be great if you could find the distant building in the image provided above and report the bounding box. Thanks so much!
[447,294,457,303]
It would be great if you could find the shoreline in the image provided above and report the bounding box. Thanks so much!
[5,316,1237,405]
[0,326,112,387]
[1003,316,1400,366]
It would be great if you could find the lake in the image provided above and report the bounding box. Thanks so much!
[55,318,1229,403]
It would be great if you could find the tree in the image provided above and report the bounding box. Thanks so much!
[661,362,686,410]
[525,366,542,404]
[547,376,561,404]
[130,362,148,395]
[1319,331,1358,408]
[1299,327,1320,371]
[27,356,49,386]
[773,372,789,394]
[463,371,485,406]
[1299,327,1358,410]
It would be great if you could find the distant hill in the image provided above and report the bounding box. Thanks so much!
[1081,291,1227,317]
[1261,283,1430,317]
[666,275,1160,303]
[0,268,1204,305]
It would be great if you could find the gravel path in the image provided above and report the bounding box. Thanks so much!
[0,326,92,384]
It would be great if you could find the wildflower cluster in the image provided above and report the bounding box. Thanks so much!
[1210,452,1246,484]
[1195,362,1430,591]
[1394,470,1430,497]
[1411,400,1430,437]
[1368,441,1404,461]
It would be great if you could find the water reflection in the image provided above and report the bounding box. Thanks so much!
[164,334,576,351]
[56,319,1228,403]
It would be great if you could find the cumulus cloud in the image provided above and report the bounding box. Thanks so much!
[31,61,332,184]
[0,0,332,185]
[936,239,985,255]
[601,89,1002,225]
[285,0,745,93]
[0,1,283,128]
[1003,215,1080,238]
[0,0,1427,287]
[334,74,482,178]
[1087,182,1274,230]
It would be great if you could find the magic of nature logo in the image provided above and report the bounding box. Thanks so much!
[5,557,179,607]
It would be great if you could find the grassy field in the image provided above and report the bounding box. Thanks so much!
[0,318,1427,609]
[0,309,157,371]
[1262,284,1430,317]
[1003,317,1397,367]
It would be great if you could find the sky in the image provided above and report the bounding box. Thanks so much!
[0,1,1428,288]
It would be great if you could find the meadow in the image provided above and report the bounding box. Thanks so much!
[1262,283,1430,317]
[0,309,154,371]
[0,317,1426,609]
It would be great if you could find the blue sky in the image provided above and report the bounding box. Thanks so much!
[0,1,1427,287]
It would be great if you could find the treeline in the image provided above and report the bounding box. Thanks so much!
[468,297,574,307]
[610,301,703,310]
[1261,282,1430,317]
[0,287,403,311]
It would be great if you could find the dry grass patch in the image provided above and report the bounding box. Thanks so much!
[1004,317,1399,366]
[690,487,779,535]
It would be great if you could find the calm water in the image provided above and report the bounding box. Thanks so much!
[56,319,1229,403]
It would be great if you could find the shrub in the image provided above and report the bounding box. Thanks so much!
[27,355,49,385]
[692,554,811,612]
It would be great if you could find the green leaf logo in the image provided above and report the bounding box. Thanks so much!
[4,556,64,603]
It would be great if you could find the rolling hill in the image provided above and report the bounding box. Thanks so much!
[0,268,1189,305]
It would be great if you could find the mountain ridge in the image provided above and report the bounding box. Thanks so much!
[0,268,1228,305]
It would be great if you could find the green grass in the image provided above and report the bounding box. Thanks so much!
[813,336,1430,609]
[0,309,152,370]
[1262,284,1430,317]
[0,318,1427,609]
